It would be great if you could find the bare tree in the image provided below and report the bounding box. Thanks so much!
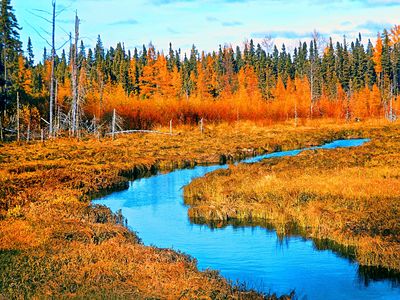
[26,1,70,138]
[312,29,327,55]
[71,12,79,136]
[261,35,274,54]
[49,0,56,136]
[16,92,20,141]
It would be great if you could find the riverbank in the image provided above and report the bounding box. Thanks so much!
[0,120,386,298]
[184,124,400,272]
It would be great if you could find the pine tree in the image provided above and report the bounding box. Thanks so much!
[272,45,279,81]
[278,44,289,84]
[56,49,67,84]
[86,48,93,67]
[351,37,367,91]
[322,38,337,98]
[26,37,34,67]
[167,42,175,71]
[189,44,198,74]
[0,0,21,111]
[381,30,391,79]
[341,37,351,93]
[365,39,376,89]
[78,40,86,68]
[235,45,243,72]
[249,39,256,66]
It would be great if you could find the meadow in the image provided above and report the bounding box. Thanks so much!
[184,122,400,272]
[0,120,376,298]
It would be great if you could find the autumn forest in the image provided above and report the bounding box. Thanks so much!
[1,0,400,139]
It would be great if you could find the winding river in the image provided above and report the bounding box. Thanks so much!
[94,139,400,299]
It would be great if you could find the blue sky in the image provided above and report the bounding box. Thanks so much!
[14,0,399,61]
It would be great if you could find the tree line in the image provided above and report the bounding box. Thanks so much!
[1,0,399,140]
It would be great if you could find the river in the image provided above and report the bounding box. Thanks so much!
[94,139,400,299]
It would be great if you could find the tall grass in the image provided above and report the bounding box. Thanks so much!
[0,119,394,297]
[184,123,400,271]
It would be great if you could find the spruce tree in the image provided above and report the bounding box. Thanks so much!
[167,42,175,71]
[43,47,47,64]
[56,49,67,84]
[365,39,376,88]
[321,38,337,98]
[249,39,255,66]
[0,0,21,111]
[78,40,86,68]
[235,46,243,72]
[272,45,279,80]
[27,37,34,67]
[189,44,198,74]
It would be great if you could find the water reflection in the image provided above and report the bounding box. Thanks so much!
[192,218,400,288]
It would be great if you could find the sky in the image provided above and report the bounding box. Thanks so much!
[14,0,399,62]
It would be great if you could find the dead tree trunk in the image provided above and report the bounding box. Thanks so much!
[49,0,56,137]
[99,73,104,120]
[27,121,30,142]
[389,84,394,122]
[54,79,57,134]
[200,118,204,134]
[112,108,116,140]
[0,117,3,141]
[71,12,79,136]
[310,59,314,119]
[16,92,20,142]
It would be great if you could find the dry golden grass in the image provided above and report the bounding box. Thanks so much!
[1,197,273,299]
[0,119,391,298]
[184,123,400,271]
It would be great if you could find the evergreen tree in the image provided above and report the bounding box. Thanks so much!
[278,44,288,84]
[189,44,198,74]
[78,40,86,68]
[26,37,34,67]
[87,48,93,67]
[272,45,279,80]
[0,0,21,111]
[235,45,243,72]
[43,47,47,64]
[381,30,392,80]
[182,53,193,98]
[365,39,376,88]
[167,42,175,71]
[321,38,337,98]
[249,39,255,66]
[342,37,351,93]
[94,35,104,64]
[56,49,68,84]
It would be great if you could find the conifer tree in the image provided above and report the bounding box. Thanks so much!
[0,0,21,110]
[26,37,34,67]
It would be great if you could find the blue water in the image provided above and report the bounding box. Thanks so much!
[94,139,400,299]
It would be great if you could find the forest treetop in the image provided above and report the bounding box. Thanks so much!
[1,0,399,140]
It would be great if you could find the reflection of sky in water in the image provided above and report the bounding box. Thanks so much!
[95,139,400,299]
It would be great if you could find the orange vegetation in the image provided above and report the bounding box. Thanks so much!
[4,121,369,298]
[184,123,400,271]
[0,121,378,299]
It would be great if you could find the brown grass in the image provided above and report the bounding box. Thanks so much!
[184,123,400,271]
[0,119,390,298]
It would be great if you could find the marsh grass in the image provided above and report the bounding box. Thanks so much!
[0,120,392,298]
[184,124,400,272]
